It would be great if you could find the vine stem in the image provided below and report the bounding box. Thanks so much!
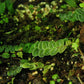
[79,48,84,63]
[77,73,84,84]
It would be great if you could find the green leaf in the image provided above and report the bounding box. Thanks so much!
[5,0,14,13]
[11,54,16,57]
[35,26,41,31]
[38,41,43,49]
[20,63,35,69]
[50,47,58,56]
[20,59,29,64]
[14,45,22,51]
[61,4,67,9]
[49,9,53,13]
[29,4,34,8]
[29,5,34,13]
[50,80,55,84]
[36,62,44,68]
[42,41,48,49]
[34,41,39,48]
[79,3,84,8]
[69,81,72,84]
[5,45,14,53]
[28,44,34,53]
[0,2,5,14]
[23,43,33,53]
[20,62,44,70]
[48,41,56,48]
[2,53,10,58]
[43,48,50,56]
[56,39,64,48]
[0,46,4,53]
[4,17,9,23]
[59,46,67,53]
[38,49,44,57]
[32,48,39,56]
[65,0,77,7]
[57,79,61,82]
[52,74,59,80]
[7,4,14,13]
[72,38,79,52]
[0,20,4,24]
[17,52,23,58]
[7,66,22,76]
[5,48,10,53]
[78,14,84,22]
[43,64,55,75]
[65,40,71,46]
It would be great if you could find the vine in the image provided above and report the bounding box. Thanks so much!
[59,8,84,22]
[0,38,71,58]
[25,38,71,57]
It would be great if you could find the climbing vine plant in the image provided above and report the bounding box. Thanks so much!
[0,38,71,58]
[24,38,71,57]
[59,8,84,22]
